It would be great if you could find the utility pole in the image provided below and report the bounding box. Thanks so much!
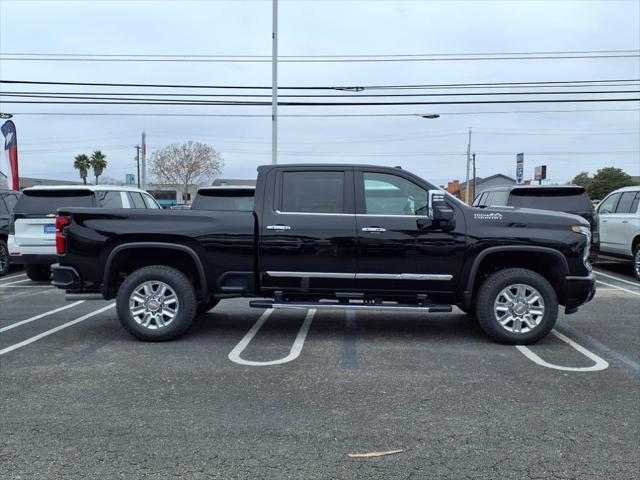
[465,128,472,204]
[141,130,146,190]
[271,0,278,165]
[472,153,477,201]
[134,145,141,189]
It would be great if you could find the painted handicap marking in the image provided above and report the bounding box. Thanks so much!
[516,330,609,372]
[228,308,315,366]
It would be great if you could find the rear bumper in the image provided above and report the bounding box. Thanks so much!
[10,253,58,265]
[51,263,82,290]
[564,273,596,310]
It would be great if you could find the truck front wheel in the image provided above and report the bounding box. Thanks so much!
[116,265,197,341]
[475,268,558,345]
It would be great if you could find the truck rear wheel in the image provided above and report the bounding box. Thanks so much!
[0,240,9,276]
[25,264,51,282]
[475,268,558,345]
[116,265,197,341]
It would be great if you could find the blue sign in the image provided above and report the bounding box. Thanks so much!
[125,174,135,185]
[516,153,524,184]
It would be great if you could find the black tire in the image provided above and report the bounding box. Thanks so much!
[116,265,197,341]
[25,264,51,282]
[475,268,558,345]
[0,240,9,276]
[197,299,219,315]
[633,244,640,281]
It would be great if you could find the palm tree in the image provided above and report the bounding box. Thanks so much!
[90,150,108,185]
[73,154,91,185]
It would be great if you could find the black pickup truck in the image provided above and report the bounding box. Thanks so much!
[52,164,595,345]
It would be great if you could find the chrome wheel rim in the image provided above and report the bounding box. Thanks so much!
[494,283,545,334]
[129,280,179,330]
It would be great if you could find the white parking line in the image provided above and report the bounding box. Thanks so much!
[594,269,640,288]
[516,330,609,372]
[0,304,115,356]
[596,280,640,297]
[0,278,32,286]
[228,309,316,366]
[0,272,27,282]
[0,301,84,333]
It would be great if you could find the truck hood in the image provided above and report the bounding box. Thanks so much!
[470,205,589,227]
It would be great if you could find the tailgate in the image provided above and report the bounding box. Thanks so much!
[14,215,57,247]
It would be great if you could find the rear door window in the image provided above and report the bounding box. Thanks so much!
[97,191,124,208]
[127,192,147,208]
[510,189,591,212]
[615,192,637,213]
[15,190,96,214]
[281,171,345,214]
[630,192,640,214]
[490,191,509,205]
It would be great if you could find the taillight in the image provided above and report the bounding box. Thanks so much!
[55,215,71,254]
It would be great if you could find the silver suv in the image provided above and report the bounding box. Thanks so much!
[596,186,640,280]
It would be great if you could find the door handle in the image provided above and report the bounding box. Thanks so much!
[266,224,291,231]
[362,227,386,232]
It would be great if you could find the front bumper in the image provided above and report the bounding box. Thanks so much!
[564,273,596,312]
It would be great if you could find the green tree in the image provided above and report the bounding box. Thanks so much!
[73,154,91,185]
[571,171,592,189]
[587,167,635,199]
[90,150,108,185]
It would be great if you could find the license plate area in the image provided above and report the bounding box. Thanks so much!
[44,225,56,234]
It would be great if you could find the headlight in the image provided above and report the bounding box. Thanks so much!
[571,225,591,270]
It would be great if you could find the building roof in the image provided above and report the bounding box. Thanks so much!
[458,173,516,191]
[212,178,256,187]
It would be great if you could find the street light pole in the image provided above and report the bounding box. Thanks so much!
[465,127,472,204]
[271,0,278,165]
[135,145,141,189]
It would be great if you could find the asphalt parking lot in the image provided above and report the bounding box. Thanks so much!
[1,263,638,480]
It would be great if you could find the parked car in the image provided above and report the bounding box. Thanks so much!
[191,186,255,211]
[595,186,640,280]
[9,185,160,281]
[52,164,594,345]
[0,189,22,276]
[473,185,599,260]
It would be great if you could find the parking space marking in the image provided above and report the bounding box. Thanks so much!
[515,330,609,372]
[596,280,640,297]
[0,278,32,286]
[557,321,640,374]
[594,269,640,287]
[0,272,27,282]
[0,304,115,356]
[228,308,315,366]
[0,301,85,333]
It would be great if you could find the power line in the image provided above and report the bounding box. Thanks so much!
[2,89,638,100]
[2,98,638,106]
[2,78,638,90]
[7,108,639,118]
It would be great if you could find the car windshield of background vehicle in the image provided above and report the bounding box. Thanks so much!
[510,190,592,212]
[363,172,428,215]
[142,194,161,209]
[281,171,345,214]
[16,190,96,213]
[192,190,255,211]
[127,192,147,209]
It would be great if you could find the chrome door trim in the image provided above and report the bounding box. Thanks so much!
[266,271,356,279]
[274,210,354,217]
[355,273,453,281]
[265,271,452,281]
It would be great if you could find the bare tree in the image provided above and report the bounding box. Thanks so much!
[150,141,224,201]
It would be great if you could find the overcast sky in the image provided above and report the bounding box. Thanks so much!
[1,0,639,187]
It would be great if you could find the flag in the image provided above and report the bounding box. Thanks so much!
[1,120,19,190]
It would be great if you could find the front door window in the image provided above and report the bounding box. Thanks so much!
[363,172,428,216]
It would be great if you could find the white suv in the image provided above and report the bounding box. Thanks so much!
[596,186,640,280]
[8,185,160,281]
